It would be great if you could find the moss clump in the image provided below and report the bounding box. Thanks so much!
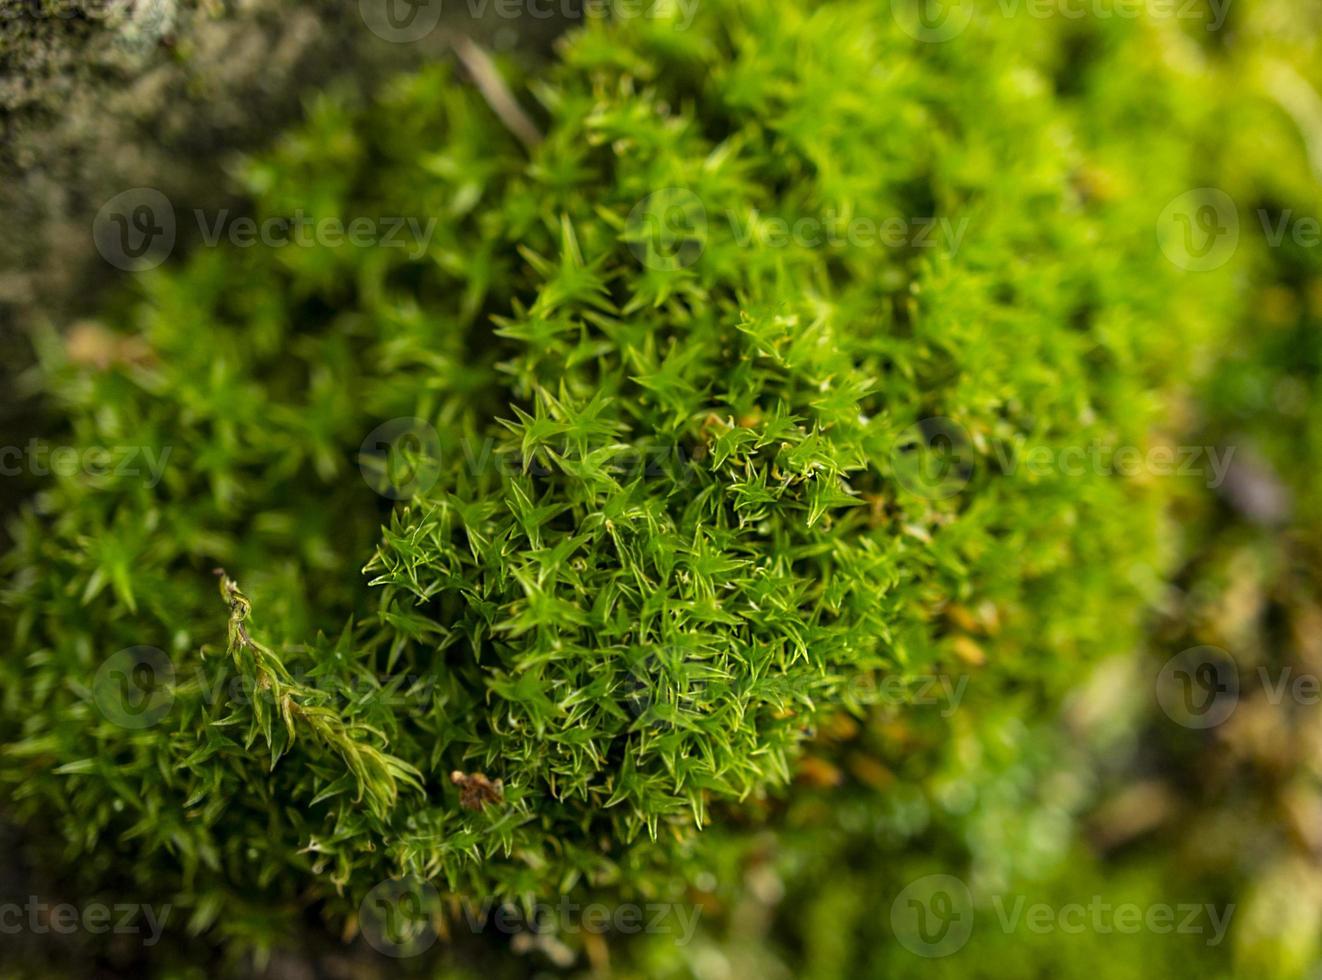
[1,0,1248,963]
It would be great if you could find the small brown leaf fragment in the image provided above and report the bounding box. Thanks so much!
[582,930,609,973]
[945,603,980,634]
[451,770,504,811]
[846,753,894,791]
[1088,780,1177,851]
[65,321,153,370]
[951,635,986,667]
[795,756,843,788]
[818,712,859,742]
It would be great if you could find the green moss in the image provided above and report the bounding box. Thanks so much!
[0,0,1281,969]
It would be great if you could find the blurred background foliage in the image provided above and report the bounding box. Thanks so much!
[3,0,1322,977]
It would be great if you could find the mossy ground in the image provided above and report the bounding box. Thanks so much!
[2,0,1321,977]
